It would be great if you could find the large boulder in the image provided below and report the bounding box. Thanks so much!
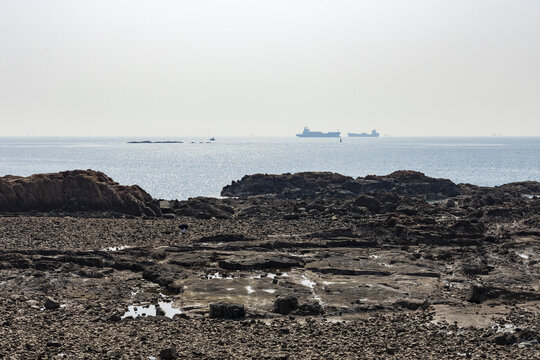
[0,170,161,216]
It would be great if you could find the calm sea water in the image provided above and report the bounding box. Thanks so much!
[0,137,539,200]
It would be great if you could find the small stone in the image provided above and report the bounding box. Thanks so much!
[107,313,122,322]
[156,306,166,316]
[44,297,60,310]
[46,341,61,347]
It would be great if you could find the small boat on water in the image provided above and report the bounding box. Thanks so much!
[296,126,341,138]
[210,137,215,141]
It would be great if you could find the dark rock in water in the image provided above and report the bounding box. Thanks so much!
[156,306,166,317]
[44,297,60,310]
[272,296,299,315]
[159,347,178,359]
[292,302,324,316]
[221,170,461,199]
[209,303,246,319]
[0,170,161,216]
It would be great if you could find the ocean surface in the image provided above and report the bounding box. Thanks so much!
[0,137,539,200]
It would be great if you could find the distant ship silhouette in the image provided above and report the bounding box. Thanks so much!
[296,126,341,138]
[348,129,379,137]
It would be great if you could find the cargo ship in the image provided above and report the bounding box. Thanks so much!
[347,129,379,137]
[296,127,341,138]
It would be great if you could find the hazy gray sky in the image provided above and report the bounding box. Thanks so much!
[1,0,539,136]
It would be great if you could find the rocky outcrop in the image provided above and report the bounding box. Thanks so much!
[0,170,161,216]
[221,170,461,199]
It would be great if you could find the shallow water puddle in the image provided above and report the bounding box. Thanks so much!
[207,272,233,280]
[122,301,182,319]
[300,275,316,289]
[249,271,288,279]
[159,301,182,318]
[494,323,517,334]
[300,274,323,304]
[103,245,130,251]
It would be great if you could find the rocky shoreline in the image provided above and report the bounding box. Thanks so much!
[1,170,539,359]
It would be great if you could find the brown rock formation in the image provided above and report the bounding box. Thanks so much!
[0,170,161,216]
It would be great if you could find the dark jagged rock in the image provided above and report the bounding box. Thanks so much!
[272,296,299,315]
[0,170,161,216]
[292,302,324,316]
[43,297,60,310]
[221,170,461,199]
[209,303,246,319]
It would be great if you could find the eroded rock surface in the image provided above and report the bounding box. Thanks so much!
[0,170,161,216]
